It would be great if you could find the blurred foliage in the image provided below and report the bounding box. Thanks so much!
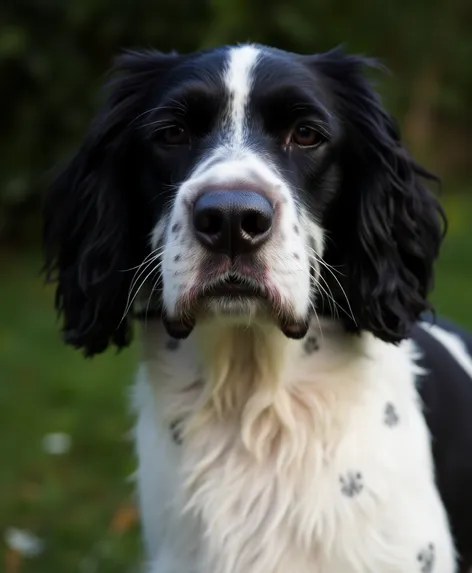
[0,249,141,572]
[1,0,471,241]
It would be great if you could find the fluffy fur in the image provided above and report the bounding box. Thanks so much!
[43,43,472,572]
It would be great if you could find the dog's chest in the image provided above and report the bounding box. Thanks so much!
[179,404,395,571]
[141,330,453,573]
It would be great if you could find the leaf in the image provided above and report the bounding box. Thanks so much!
[5,548,22,573]
[110,503,138,534]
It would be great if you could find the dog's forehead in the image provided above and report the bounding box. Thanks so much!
[161,44,319,151]
[165,44,314,107]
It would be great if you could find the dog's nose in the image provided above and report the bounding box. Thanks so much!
[193,190,273,257]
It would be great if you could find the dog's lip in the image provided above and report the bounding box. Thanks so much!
[164,275,309,341]
[162,275,266,340]
[198,274,267,299]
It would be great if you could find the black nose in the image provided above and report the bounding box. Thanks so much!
[193,190,273,257]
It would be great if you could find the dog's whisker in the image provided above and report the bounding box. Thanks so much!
[125,255,162,306]
[306,245,345,277]
[143,276,162,324]
[307,250,357,326]
[289,258,341,325]
[119,245,165,273]
[129,102,187,128]
[121,259,165,323]
[311,266,344,321]
[310,263,356,324]
[315,274,339,321]
[124,237,182,302]
[139,118,175,131]
[308,298,324,344]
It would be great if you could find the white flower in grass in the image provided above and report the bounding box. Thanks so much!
[4,527,44,557]
[42,432,72,455]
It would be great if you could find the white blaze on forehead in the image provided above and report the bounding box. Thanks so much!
[223,44,260,146]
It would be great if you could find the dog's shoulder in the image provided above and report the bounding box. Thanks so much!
[411,314,472,563]
[411,313,472,408]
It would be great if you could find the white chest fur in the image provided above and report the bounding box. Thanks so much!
[133,320,456,573]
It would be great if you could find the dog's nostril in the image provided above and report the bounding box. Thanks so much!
[194,209,222,236]
[241,211,272,238]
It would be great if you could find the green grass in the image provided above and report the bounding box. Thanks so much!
[1,194,472,572]
[0,252,140,572]
[431,194,472,327]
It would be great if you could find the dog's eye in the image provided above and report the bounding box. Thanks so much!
[289,124,326,148]
[160,124,190,146]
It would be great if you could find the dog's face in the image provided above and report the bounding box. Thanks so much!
[44,44,445,355]
[149,45,337,339]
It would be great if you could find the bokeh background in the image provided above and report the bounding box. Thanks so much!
[1,1,471,571]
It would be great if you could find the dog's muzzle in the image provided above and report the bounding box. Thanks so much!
[162,188,309,340]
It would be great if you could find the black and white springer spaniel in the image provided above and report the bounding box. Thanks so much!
[43,44,472,572]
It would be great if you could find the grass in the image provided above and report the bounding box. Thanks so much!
[1,193,472,572]
[0,252,140,572]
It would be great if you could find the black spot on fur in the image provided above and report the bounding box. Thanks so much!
[170,418,183,445]
[340,471,364,497]
[304,335,319,354]
[384,402,399,426]
[417,543,435,573]
[166,338,180,351]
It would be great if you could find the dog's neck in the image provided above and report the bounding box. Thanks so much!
[195,323,288,411]
[139,317,366,458]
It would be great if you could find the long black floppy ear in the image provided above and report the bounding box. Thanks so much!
[311,48,446,344]
[43,50,179,356]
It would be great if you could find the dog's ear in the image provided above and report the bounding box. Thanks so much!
[310,48,445,343]
[43,50,179,356]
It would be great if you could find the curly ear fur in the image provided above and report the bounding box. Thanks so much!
[43,50,178,356]
[312,48,446,343]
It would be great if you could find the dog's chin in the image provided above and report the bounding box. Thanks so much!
[163,292,310,340]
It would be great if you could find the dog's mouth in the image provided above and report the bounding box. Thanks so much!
[163,271,309,341]
[201,274,267,299]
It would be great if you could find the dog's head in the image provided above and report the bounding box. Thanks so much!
[44,44,445,355]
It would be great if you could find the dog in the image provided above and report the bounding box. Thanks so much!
[43,43,472,572]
